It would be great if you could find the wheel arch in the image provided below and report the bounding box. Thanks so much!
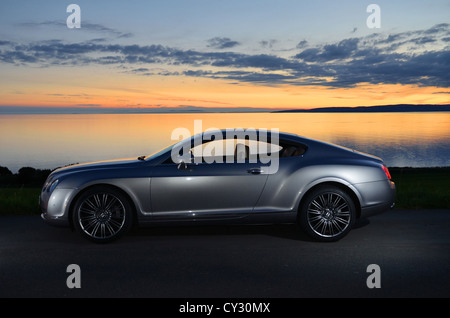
[68,183,139,230]
[296,181,362,220]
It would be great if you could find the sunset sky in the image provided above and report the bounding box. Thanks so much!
[0,0,449,111]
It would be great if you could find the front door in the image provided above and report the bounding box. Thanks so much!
[150,160,269,219]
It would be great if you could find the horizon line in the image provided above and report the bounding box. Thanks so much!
[0,104,449,115]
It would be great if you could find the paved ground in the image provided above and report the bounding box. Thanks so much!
[0,209,449,298]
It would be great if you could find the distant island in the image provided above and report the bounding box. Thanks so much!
[273,104,450,113]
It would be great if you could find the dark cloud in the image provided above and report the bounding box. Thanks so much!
[296,40,308,49]
[372,23,449,47]
[0,50,38,64]
[76,104,102,107]
[207,37,240,49]
[289,23,450,87]
[18,20,133,39]
[412,36,436,45]
[293,48,320,62]
[184,69,298,85]
[325,49,450,88]
[19,21,66,28]
[322,38,359,59]
[295,38,359,62]
[211,53,301,70]
[423,23,449,34]
[378,33,408,44]
[260,40,277,49]
[130,67,150,73]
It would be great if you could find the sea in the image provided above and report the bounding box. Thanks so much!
[0,112,449,173]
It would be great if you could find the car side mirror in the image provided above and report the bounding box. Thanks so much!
[177,161,188,170]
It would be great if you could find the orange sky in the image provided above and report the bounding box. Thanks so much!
[1,65,449,110]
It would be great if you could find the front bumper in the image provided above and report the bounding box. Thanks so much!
[39,188,74,227]
[41,212,70,227]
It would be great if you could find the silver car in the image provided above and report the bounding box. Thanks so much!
[40,129,395,243]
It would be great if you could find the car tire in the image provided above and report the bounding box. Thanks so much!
[72,186,133,243]
[299,185,356,242]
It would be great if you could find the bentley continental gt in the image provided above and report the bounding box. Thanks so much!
[40,130,395,243]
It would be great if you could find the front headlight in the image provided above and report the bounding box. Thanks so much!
[48,179,59,193]
[42,178,52,192]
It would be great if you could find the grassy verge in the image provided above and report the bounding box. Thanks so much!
[0,167,448,215]
[0,187,42,216]
[389,167,450,210]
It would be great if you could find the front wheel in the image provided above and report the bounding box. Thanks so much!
[72,186,133,243]
[299,186,356,242]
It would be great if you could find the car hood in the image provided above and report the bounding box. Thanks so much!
[50,157,141,176]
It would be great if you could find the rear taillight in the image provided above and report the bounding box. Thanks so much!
[382,165,392,180]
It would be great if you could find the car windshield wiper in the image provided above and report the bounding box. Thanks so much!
[137,155,146,161]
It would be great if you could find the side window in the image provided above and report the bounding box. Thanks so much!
[279,142,307,157]
[249,139,282,162]
[190,139,230,163]
[166,136,307,165]
[189,138,282,163]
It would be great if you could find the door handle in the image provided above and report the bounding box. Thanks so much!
[247,168,262,174]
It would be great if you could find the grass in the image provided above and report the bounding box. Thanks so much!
[389,167,450,210]
[0,167,448,215]
[0,187,42,216]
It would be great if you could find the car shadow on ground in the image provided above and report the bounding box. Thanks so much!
[127,217,371,242]
[129,223,310,241]
[37,215,371,244]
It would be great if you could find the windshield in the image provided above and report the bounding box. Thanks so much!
[143,139,188,162]
[143,133,201,162]
[143,145,172,161]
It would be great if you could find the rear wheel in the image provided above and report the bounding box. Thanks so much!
[299,186,356,242]
[72,186,133,243]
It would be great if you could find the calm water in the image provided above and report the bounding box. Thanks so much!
[0,112,449,173]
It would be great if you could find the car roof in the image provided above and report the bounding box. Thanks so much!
[195,129,305,143]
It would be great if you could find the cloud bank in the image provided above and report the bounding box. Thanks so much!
[207,37,240,49]
[1,23,449,88]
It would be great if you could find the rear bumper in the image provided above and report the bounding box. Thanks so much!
[359,180,396,218]
[360,201,395,218]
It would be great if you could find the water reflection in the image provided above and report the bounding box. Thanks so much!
[0,112,449,172]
